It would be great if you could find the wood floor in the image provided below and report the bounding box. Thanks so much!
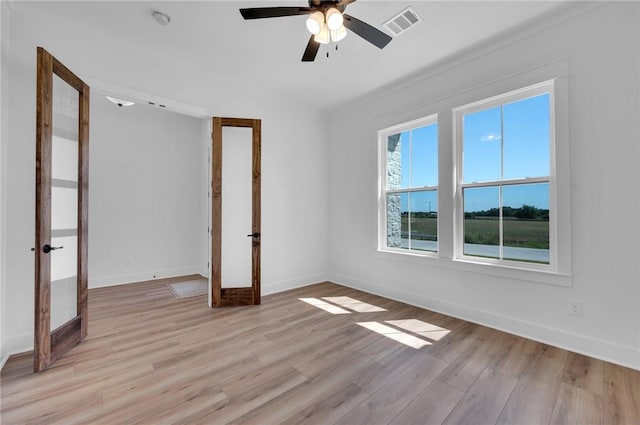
[1,277,638,425]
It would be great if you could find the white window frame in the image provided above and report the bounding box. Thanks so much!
[376,61,571,287]
[453,80,557,272]
[378,114,438,256]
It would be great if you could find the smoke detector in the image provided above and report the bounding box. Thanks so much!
[152,10,171,26]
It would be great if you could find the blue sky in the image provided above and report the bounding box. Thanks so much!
[394,93,550,213]
[400,124,438,188]
[463,93,549,184]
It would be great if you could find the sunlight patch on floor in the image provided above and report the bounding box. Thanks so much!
[299,297,351,314]
[299,298,451,349]
[322,296,387,313]
[356,321,432,349]
[385,319,451,341]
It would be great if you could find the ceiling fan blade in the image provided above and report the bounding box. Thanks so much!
[343,14,392,49]
[302,35,320,62]
[337,0,357,8]
[240,7,312,20]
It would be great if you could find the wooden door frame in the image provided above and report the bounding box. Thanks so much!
[34,47,89,372]
[211,117,261,307]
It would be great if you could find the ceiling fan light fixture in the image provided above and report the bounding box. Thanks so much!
[330,25,347,42]
[238,2,392,62]
[325,7,343,31]
[314,23,330,44]
[306,11,324,35]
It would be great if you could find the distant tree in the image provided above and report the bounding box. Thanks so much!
[502,206,515,218]
[515,204,537,220]
[465,204,549,220]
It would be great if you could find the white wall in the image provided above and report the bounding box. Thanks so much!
[89,95,209,287]
[1,3,329,361]
[0,0,10,370]
[327,2,640,369]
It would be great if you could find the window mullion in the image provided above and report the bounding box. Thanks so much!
[387,186,439,193]
[461,176,549,189]
[499,185,504,260]
[499,105,504,260]
[408,131,413,250]
[407,130,413,249]
[407,192,412,250]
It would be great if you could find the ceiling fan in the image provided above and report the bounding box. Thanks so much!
[239,0,392,62]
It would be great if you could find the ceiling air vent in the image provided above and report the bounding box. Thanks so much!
[383,6,422,37]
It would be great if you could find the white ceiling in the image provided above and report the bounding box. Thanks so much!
[21,1,567,110]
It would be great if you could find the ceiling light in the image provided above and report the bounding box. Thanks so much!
[314,23,330,44]
[306,11,324,35]
[106,96,135,107]
[152,10,171,26]
[330,25,347,42]
[325,8,343,31]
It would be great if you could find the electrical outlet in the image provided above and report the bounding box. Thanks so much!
[125,256,132,266]
[568,300,583,316]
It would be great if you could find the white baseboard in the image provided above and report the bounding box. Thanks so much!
[198,268,209,280]
[89,266,203,289]
[327,272,640,371]
[1,332,32,370]
[263,273,329,296]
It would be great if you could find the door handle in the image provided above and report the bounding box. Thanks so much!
[42,244,63,254]
[246,233,260,238]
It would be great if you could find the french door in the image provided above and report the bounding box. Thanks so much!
[211,117,261,307]
[34,47,90,372]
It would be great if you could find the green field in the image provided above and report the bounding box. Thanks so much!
[401,216,549,249]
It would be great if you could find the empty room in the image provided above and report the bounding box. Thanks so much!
[0,1,638,424]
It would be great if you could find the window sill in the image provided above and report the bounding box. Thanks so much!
[376,248,572,287]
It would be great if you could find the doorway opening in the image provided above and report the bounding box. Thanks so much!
[88,87,211,303]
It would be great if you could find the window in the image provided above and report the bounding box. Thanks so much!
[378,77,567,282]
[380,116,438,253]
[455,82,554,266]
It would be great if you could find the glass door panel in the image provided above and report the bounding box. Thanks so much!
[50,73,79,331]
[220,127,253,288]
[51,186,78,229]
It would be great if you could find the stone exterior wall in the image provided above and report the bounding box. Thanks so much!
[386,134,402,247]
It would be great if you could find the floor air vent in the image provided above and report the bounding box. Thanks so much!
[383,6,422,37]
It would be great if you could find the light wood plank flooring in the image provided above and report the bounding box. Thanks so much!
[1,277,638,424]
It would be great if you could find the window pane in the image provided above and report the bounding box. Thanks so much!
[411,124,438,187]
[503,183,549,264]
[463,106,501,183]
[386,131,410,189]
[463,186,499,258]
[503,93,550,179]
[409,190,437,252]
[386,192,408,249]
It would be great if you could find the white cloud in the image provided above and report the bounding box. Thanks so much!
[480,133,501,142]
